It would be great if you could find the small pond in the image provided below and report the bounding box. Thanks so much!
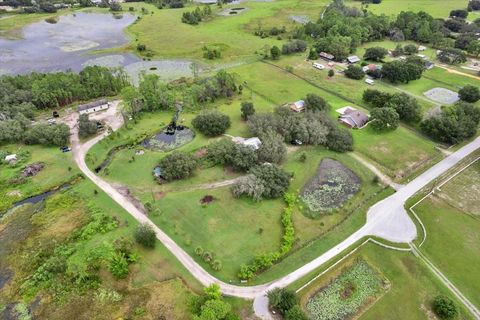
[218,7,248,16]
[141,127,194,151]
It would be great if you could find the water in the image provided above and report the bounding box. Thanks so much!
[0,12,138,75]
[141,127,194,151]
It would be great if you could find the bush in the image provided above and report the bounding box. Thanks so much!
[326,127,353,152]
[285,305,309,320]
[344,65,365,80]
[157,151,198,181]
[240,101,255,120]
[232,164,290,200]
[192,111,231,137]
[136,44,146,51]
[404,44,418,55]
[459,85,480,103]
[271,46,281,60]
[109,252,129,279]
[281,40,307,55]
[78,114,98,138]
[328,69,335,77]
[363,47,388,61]
[432,296,457,319]
[231,144,258,171]
[257,130,286,164]
[134,224,156,248]
[205,138,236,166]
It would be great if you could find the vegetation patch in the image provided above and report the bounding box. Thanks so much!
[141,127,194,152]
[300,159,360,216]
[305,259,388,320]
[200,195,215,205]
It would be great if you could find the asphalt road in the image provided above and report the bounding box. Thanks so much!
[69,107,480,318]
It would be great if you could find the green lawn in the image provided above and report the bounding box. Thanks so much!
[294,243,474,320]
[347,0,468,19]
[123,0,329,62]
[412,160,480,307]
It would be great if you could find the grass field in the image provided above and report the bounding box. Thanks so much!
[347,0,468,19]
[294,243,474,320]
[411,159,480,307]
[123,0,329,62]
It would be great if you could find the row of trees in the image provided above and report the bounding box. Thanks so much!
[181,5,212,25]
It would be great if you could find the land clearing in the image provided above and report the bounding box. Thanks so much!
[423,87,459,105]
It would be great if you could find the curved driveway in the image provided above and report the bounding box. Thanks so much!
[69,109,480,316]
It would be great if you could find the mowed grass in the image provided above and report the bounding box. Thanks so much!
[352,126,441,181]
[294,243,474,320]
[347,0,467,19]
[123,0,329,62]
[414,196,480,309]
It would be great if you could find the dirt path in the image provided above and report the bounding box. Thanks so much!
[350,152,403,191]
[437,64,480,81]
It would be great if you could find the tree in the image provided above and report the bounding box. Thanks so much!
[304,93,330,112]
[240,101,255,120]
[459,85,480,103]
[328,69,335,77]
[370,107,400,131]
[139,74,174,111]
[386,93,422,122]
[285,305,309,320]
[363,47,388,61]
[193,299,231,320]
[437,48,467,65]
[381,60,423,83]
[109,2,122,11]
[344,65,365,80]
[192,111,231,136]
[467,40,480,57]
[205,138,236,166]
[203,284,221,300]
[257,130,287,164]
[270,46,281,60]
[432,296,457,319]
[134,224,156,248]
[121,86,143,120]
[391,44,404,57]
[231,144,258,171]
[267,288,298,315]
[363,89,392,108]
[24,123,70,146]
[157,151,198,181]
[450,9,468,18]
[326,127,353,152]
[78,114,98,138]
[403,44,418,55]
[281,40,307,54]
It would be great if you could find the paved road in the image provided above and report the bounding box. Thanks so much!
[69,107,480,318]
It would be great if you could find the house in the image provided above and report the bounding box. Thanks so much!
[418,45,427,51]
[365,78,375,85]
[362,64,380,73]
[337,107,369,129]
[425,61,435,70]
[289,100,305,113]
[319,52,335,61]
[232,137,262,150]
[78,99,110,115]
[347,55,361,64]
[313,62,325,70]
[5,154,17,163]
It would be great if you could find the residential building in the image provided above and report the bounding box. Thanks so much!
[78,99,110,115]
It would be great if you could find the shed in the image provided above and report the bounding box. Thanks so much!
[232,137,262,150]
[347,55,360,64]
[319,52,335,61]
[78,99,109,115]
[365,78,374,85]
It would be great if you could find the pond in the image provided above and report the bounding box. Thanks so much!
[0,12,194,81]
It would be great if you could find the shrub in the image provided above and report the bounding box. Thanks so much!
[432,296,457,319]
[328,69,335,77]
[268,288,298,315]
[157,151,198,181]
[240,101,255,120]
[109,252,129,279]
[271,46,281,60]
[192,111,231,136]
[459,85,480,103]
[134,224,156,248]
[363,47,388,61]
[231,144,258,171]
[285,305,309,320]
[136,44,146,51]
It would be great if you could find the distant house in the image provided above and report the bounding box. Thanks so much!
[232,137,262,150]
[78,99,110,115]
[347,55,361,64]
[425,61,435,70]
[319,52,335,61]
[5,154,17,163]
[362,64,380,73]
[289,100,305,113]
[336,107,369,129]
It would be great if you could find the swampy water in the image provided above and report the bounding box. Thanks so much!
[0,12,194,80]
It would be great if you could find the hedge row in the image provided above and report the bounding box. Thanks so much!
[238,193,296,280]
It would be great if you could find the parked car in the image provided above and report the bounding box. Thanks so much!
[291,139,303,145]
[60,146,71,153]
[313,62,325,70]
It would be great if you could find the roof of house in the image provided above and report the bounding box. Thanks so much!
[339,109,369,128]
[232,137,262,150]
[347,55,360,63]
[336,106,357,114]
[5,154,17,161]
[78,99,108,112]
[319,52,335,60]
[289,100,305,112]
